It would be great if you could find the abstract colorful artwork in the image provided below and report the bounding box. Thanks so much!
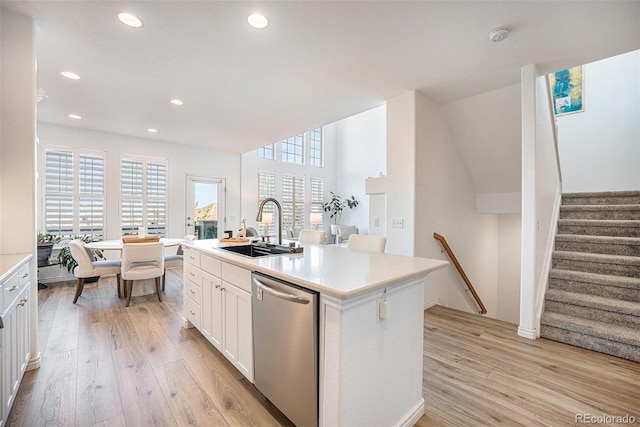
[549,66,584,115]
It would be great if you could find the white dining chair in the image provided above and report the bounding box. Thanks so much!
[298,229,326,245]
[163,235,197,290]
[347,234,387,253]
[69,239,122,303]
[121,242,165,307]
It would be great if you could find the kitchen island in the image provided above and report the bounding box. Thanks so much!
[182,239,448,427]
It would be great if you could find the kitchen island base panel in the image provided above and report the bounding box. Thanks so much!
[319,276,426,427]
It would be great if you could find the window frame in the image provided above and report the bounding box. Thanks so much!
[40,145,107,239]
[119,154,169,237]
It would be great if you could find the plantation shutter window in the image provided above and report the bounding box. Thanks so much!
[43,148,105,238]
[282,175,305,240]
[258,172,275,235]
[120,156,168,236]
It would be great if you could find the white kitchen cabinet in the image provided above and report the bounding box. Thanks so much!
[183,248,252,382]
[1,257,31,427]
[221,281,252,380]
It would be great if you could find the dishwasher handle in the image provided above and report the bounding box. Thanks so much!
[253,278,310,304]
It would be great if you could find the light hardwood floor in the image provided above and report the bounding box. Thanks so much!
[8,274,640,426]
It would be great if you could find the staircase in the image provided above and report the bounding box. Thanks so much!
[540,190,640,362]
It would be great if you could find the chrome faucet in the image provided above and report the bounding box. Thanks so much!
[256,197,282,245]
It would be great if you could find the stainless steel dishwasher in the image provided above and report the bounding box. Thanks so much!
[252,272,318,427]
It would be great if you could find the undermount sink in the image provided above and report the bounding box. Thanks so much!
[219,243,302,258]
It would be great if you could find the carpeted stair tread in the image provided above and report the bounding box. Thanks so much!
[540,312,640,347]
[553,250,640,265]
[549,268,640,290]
[557,219,640,237]
[562,190,640,206]
[560,204,640,221]
[545,288,640,316]
[552,251,640,277]
[540,324,640,362]
[554,234,640,256]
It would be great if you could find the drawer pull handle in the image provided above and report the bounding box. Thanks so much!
[9,285,18,292]
[215,284,220,289]
[22,273,29,278]
[190,310,195,315]
[190,289,195,294]
[18,298,28,307]
[190,272,196,277]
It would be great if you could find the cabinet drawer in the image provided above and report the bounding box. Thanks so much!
[184,296,201,329]
[222,263,251,293]
[201,254,222,278]
[185,279,202,303]
[17,263,30,289]
[2,272,20,313]
[184,263,203,285]
[183,248,200,267]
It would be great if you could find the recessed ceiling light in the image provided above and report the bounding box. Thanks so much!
[170,99,184,106]
[247,13,269,29]
[61,71,80,80]
[117,12,143,28]
[68,114,82,120]
[147,128,158,133]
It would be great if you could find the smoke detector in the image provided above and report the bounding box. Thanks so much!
[488,26,510,42]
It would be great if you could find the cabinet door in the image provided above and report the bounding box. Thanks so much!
[222,283,253,381]
[1,302,17,420]
[16,286,30,377]
[201,272,223,351]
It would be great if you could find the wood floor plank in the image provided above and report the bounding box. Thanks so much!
[111,344,177,427]
[75,320,123,426]
[176,337,282,427]
[154,359,229,426]
[126,303,182,368]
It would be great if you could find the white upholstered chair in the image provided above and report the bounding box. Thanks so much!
[337,225,358,243]
[163,235,197,290]
[121,242,164,307]
[347,235,387,253]
[69,239,122,304]
[298,229,326,245]
[287,226,302,241]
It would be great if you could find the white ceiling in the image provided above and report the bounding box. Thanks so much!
[3,1,640,154]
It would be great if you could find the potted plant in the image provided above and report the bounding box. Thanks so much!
[37,233,59,266]
[322,191,359,235]
[58,235,105,282]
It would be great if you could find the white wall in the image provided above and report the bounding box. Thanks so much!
[37,123,241,240]
[557,50,640,193]
[1,9,37,254]
[519,65,562,338]
[497,214,522,324]
[415,91,499,316]
[333,106,386,234]
[386,92,417,257]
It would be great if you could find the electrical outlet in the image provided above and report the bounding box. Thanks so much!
[392,219,404,229]
[373,218,380,227]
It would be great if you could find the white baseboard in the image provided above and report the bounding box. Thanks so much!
[396,398,425,427]
[27,352,41,371]
[518,326,537,340]
[424,298,445,310]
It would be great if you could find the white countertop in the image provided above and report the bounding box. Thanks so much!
[0,253,32,282]
[184,239,448,299]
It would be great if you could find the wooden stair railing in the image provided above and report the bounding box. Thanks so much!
[433,232,487,314]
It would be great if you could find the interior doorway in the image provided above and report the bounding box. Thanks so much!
[186,176,226,239]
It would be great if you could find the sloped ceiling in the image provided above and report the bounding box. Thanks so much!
[3,1,640,153]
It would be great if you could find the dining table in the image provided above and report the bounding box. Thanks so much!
[85,237,184,251]
[85,237,186,297]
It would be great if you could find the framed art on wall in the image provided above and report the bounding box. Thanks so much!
[549,65,584,115]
